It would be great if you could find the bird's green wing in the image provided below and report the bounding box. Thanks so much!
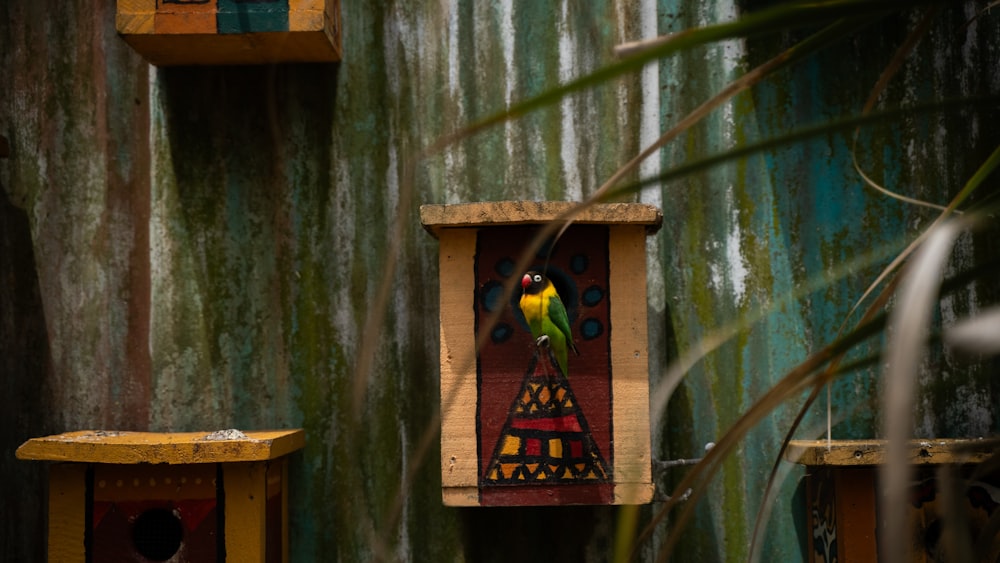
[547,295,573,343]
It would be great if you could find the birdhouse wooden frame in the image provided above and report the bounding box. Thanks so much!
[421,201,662,507]
[115,0,341,65]
[787,438,1000,562]
[16,429,304,563]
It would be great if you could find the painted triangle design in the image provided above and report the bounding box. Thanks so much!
[483,347,610,486]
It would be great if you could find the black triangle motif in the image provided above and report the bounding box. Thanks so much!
[483,347,610,486]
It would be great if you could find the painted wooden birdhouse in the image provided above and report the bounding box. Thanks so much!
[115,0,341,65]
[787,438,1000,562]
[420,201,662,507]
[16,429,304,563]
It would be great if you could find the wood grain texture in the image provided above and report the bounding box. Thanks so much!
[786,439,1000,467]
[609,225,654,504]
[288,0,330,31]
[833,468,878,563]
[224,462,267,563]
[115,11,155,35]
[47,463,87,563]
[116,0,154,14]
[420,201,663,237]
[121,31,340,65]
[437,230,479,502]
[16,429,305,464]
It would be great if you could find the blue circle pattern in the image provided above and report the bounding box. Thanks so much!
[582,285,603,307]
[495,258,515,278]
[481,281,503,313]
[581,318,603,340]
[492,323,514,344]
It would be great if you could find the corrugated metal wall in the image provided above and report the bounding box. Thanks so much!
[2,1,998,561]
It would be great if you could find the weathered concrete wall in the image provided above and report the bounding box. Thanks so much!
[2,1,998,561]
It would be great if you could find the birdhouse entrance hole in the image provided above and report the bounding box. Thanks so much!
[132,508,184,561]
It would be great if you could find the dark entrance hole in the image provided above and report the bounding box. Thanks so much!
[132,507,183,561]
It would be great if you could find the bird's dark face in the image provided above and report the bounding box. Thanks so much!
[521,271,546,295]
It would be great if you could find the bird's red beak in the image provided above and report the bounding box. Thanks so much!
[521,274,531,288]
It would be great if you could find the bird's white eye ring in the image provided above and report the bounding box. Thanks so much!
[533,274,542,283]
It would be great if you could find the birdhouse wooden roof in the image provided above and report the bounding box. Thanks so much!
[419,201,663,237]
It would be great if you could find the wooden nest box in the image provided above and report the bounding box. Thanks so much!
[17,429,304,562]
[787,438,1000,562]
[420,201,662,506]
[116,0,341,65]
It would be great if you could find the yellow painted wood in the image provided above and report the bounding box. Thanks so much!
[48,463,87,563]
[288,0,325,30]
[288,10,324,31]
[93,462,216,502]
[419,201,663,238]
[436,229,480,505]
[786,438,1000,466]
[290,0,324,9]
[116,12,155,35]
[116,0,333,32]
[114,0,341,65]
[16,429,304,464]
[609,224,654,504]
[117,0,155,13]
[120,32,340,66]
[224,462,267,563]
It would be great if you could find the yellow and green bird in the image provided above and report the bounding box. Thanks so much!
[519,271,579,376]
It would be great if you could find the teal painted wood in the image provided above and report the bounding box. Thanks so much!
[216,0,290,34]
[654,2,1000,562]
[3,0,1000,561]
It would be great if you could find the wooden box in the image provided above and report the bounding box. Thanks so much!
[17,429,304,563]
[116,0,341,65]
[420,201,662,506]
[788,439,1000,562]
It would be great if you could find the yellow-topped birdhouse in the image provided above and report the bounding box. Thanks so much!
[16,429,304,563]
[420,201,662,507]
[115,0,341,65]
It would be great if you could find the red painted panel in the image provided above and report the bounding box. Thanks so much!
[475,225,613,505]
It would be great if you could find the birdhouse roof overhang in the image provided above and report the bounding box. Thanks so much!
[15,429,305,465]
[419,201,663,238]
